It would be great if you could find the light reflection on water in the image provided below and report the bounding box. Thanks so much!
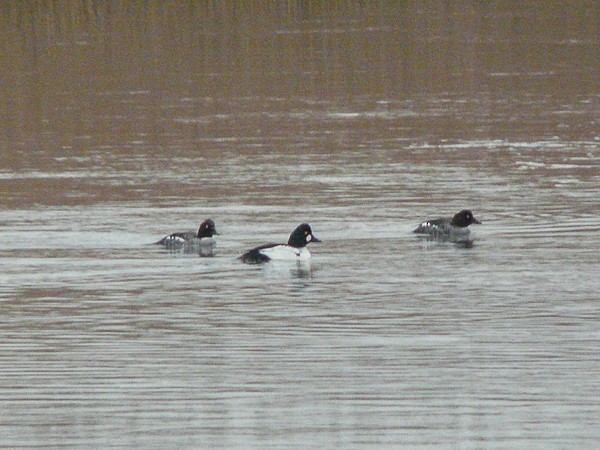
[1,2,600,448]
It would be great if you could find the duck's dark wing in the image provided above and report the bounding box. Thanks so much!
[155,232,195,246]
[413,218,447,234]
[239,243,279,264]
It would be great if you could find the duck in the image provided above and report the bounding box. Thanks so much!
[239,223,321,264]
[413,209,481,240]
[156,218,219,256]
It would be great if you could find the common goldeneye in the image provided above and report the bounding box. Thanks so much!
[413,209,481,240]
[156,218,219,256]
[239,223,322,264]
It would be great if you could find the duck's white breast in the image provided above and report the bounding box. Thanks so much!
[197,237,217,256]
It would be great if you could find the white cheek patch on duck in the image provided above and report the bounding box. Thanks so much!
[306,234,312,242]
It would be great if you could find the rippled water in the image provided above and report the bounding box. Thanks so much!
[1,3,599,448]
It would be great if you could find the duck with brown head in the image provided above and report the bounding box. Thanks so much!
[156,218,220,256]
[413,210,481,242]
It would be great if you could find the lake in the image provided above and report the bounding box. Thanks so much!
[1,2,599,448]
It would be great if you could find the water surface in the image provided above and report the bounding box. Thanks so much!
[1,2,599,448]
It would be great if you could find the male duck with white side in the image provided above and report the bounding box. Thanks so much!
[239,223,321,264]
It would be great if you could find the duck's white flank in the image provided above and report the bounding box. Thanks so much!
[259,245,312,261]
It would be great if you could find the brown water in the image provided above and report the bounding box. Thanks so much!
[1,2,599,448]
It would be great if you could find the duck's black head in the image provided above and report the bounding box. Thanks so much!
[287,223,322,248]
[197,219,219,238]
[451,210,482,228]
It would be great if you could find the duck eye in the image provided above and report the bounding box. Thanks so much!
[304,231,309,236]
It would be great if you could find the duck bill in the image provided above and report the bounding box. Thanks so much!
[311,234,322,243]
[472,218,482,225]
